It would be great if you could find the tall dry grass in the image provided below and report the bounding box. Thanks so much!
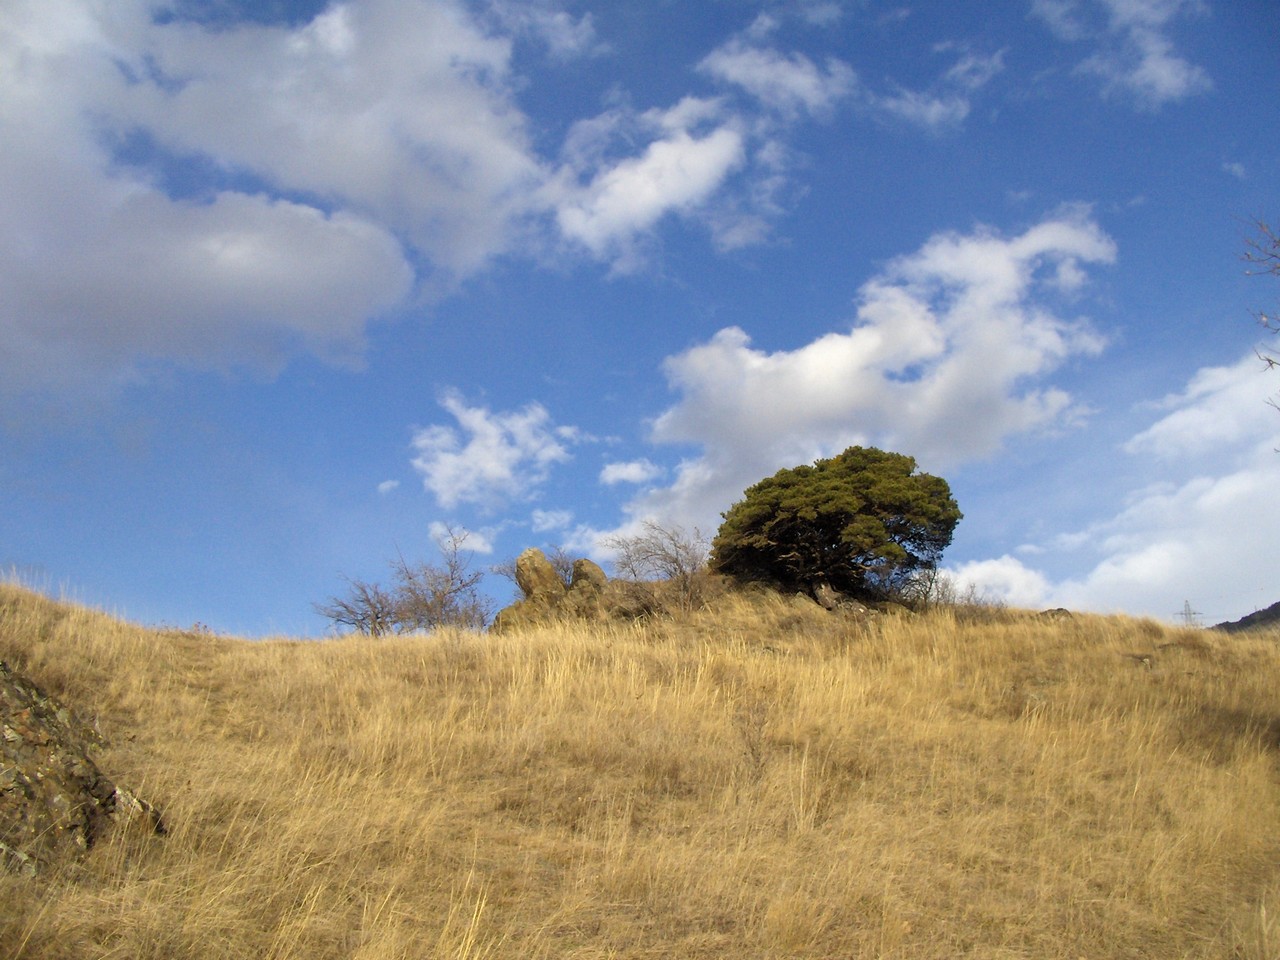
[3,582,1280,958]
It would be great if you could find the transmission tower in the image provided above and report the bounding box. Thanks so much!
[1176,600,1202,627]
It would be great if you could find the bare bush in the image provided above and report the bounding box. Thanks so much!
[316,526,492,635]
[1244,218,1279,410]
[902,568,1006,617]
[390,528,492,631]
[314,576,398,637]
[604,521,710,614]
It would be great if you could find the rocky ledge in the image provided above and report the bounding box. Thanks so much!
[1,660,164,876]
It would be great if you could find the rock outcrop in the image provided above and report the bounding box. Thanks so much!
[492,549,614,633]
[515,548,566,605]
[1,660,163,876]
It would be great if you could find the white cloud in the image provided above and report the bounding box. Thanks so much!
[873,89,971,130]
[132,0,544,279]
[1079,27,1211,108]
[1032,0,1089,40]
[598,212,1115,540]
[867,48,1004,133]
[410,391,579,510]
[3,0,875,399]
[486,2,605,59]
[427,521,497,555]
[552,98,747,270]
[1034,0,1211,109]
[799,2,845,27]
[953,351,1280,621]
[943,50,1008,92]
[600,459,663,485]
[0,0,537,398]
[531,509,573,532]
[1124,356,1277,460]
[698,36,856,119]
[377,480,401,495]
[946,556,1053,608]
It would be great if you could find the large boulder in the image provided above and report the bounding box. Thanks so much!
[570,558,607,593]
[1,660,163,875]
[515,548,567,604]
[563,559,609,619]
[492,550,613,633]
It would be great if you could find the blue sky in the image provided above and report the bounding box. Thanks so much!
[3,0,1278,634]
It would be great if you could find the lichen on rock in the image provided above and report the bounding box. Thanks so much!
[0,660,164,875]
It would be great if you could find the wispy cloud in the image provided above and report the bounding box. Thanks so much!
[698,33,856,119]
[867,48,1005,133]
[530,509,574,532]
[1033,0,1211,109]
[427,520,499,555]
[485,1,606,59]
[551,98,747,271]
[409,391,581,510]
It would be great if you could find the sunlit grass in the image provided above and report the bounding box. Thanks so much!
[3,582,1280,958]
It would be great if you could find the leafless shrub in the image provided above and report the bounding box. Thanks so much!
[313,576,398,637]
[604,520,710,614]
[902,568,1007,621]
[316,526,492,635]
[1244,218,1280,413]
[390,527,492,631]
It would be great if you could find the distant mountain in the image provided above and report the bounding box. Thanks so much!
[1215,601,1280,633]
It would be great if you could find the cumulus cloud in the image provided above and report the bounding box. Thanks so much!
[592,212,1116,544]
[130,0,544,278]
[946,556,1054,608]
[1034,0,1211,109]
[0,0,536,398]
[547,93,775,270]
[952,352,1280,620]
[600,459,663,485]
[409,391,581,510]
[2,0,917,399]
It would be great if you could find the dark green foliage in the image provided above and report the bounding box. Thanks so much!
[711,446,962,601]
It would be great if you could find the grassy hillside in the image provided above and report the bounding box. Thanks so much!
[3,582,1280,959]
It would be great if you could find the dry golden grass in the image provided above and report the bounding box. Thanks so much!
[3,582,1280,958]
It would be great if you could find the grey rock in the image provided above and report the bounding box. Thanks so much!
[0,660,163,875]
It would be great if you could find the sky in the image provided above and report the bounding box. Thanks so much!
[2,0,1278,635]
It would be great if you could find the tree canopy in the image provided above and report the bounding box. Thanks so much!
[710,446,962,601]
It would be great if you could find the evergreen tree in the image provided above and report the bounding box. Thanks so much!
[711,446,962,601]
